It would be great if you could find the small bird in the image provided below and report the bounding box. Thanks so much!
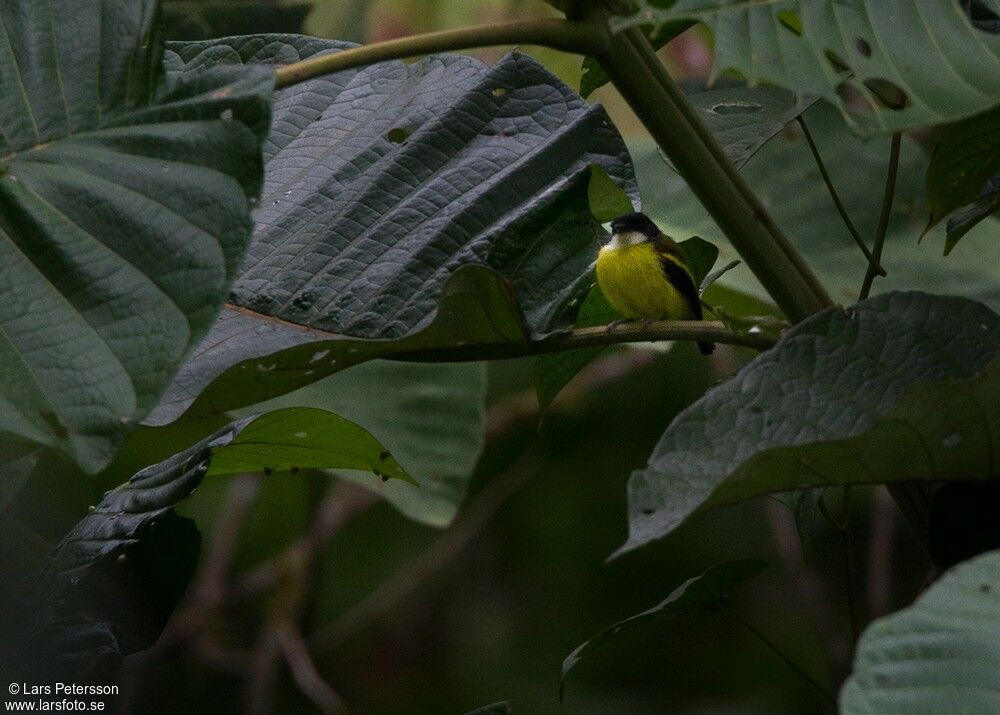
[596,211,714,355]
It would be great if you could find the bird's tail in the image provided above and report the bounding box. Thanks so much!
[698,341,715,356]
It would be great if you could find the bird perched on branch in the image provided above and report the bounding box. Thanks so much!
[595,211,714,355]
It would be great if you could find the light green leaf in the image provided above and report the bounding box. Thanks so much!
[841,549,1000,713]
[926,105,1000,236]
[614,1,1000,135]
[620,292,1000,554]
[0,0,272,472]
[561,560,766,700]
[636,105,1000,310]
[242,361,486,527]
[588,165,635,223]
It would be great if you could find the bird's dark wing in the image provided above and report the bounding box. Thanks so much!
[651,237,702,320]
[652,237,714,355]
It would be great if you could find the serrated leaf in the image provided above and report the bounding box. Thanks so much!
[240,361,486,527]
[560,560,766,700]
[637,104,1000,309]
[614,1,1000,135]
[926,105,1000,236]
[620,292,1000,554]
[0,1,273,473]
[841,549,1000,713]
[149,35,636,422]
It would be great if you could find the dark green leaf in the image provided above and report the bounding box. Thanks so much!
[464,703,512,715]
[926,105,1000,235]
[533,284,620,415]
[580,21,692,99]
[945,175,1000,254]
[675,236,719,288]
[614,1,1000,135]
[679,79,815,168]
[150,35,636,421]
[620,292,1000,554]
[637,105,1000,310]
[841,549,1000,713]
[241,361,486,527]
[0,1,273,473]
[560,560,766,700]
[148,265,525,424]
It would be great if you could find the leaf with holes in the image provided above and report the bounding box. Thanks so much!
[619,292,1000,554]
[560,560,766,700]
[149,34,635,422]
[0,0,273,473]
[841,549,1000,713]
[614,1,1000,135]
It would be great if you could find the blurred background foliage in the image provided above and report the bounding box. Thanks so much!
[0,1,950,713]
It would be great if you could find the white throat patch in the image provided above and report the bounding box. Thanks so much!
[608,230,649,249]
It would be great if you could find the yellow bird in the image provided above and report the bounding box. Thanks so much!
[596,212,714,355]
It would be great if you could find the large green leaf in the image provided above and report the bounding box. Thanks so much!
[561,560,766,699]
[149,35,636,422]
[148,265,525,423]
[614,1,1000,135]
[0,1,273,473]
[636,105,1000,311]
[27,405,410,674]
[620,292,1000,554]
[240,361,486,527]
[840,549,1000,713]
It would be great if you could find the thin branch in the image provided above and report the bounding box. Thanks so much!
[391,320,775,365]
[274,20,607,88]
[278,625,349,714]
[729,609,836,706]
[859,133,902,301]
[796,116,885,277]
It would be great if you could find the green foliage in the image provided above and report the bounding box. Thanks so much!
[613,0,1000,135]
[0,0,273,473]
[561,560,766,698]
[678,80,815,169]
[241,361,487,527]
[925,105,1000,249]
[587,165,635,223]
[841,549,1000,713]
[637,105,1000,309]
[579,21,693,99]
[162,0,312,40]
[149,265,527,423]
[621,292,1000,553]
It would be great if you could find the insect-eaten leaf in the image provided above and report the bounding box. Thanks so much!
[619,292,1000,555]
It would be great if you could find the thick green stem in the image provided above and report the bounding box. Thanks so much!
[594,24,832,322]
[274,20,607,88]
[392,319,774,363]
[859,133,902,301]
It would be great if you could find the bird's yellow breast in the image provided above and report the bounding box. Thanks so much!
[595,242,691,320]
